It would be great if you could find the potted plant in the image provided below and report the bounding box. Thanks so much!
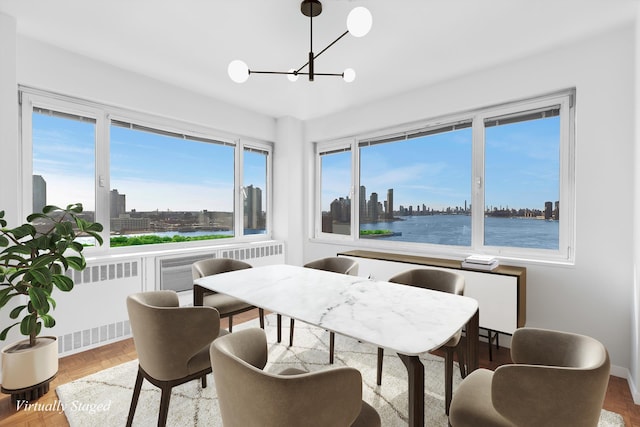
[0,203,103,402]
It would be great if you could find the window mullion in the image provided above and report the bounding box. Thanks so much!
[471,116,485,251]
[94,113,110,253]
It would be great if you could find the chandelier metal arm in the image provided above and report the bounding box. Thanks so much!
[294,29,349,75]
[227,1,370,83]
[249,70,344,77]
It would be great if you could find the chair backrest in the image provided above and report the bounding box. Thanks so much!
[127,290,219,381]
[388,268,465,296]
[210,328,363,427]
[192,258,252,280]
[304,257,359,276]
[492,328,610,427]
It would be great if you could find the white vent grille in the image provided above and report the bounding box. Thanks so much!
[58,320,131,353]
[158,241,285,293]
[159,253,217,292]
[54,259,141,356]
[67,260,139,284]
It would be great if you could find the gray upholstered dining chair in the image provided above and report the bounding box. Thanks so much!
[278,256,359,363]
[210,327,381,427]
[449,327,611,427]
[379,267,466,415]
[125,290,226,427]
[192,258,264,332]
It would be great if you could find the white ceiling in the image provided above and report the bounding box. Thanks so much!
[0,0,637,121]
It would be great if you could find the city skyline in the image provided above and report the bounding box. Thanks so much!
[327,185,558,221]
[322,115,560,213]
[32,112,267,213]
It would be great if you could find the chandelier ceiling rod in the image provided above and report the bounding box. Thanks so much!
[227,0,372,83]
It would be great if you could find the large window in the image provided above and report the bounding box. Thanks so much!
[21,89,272,251]
[318,145,353,237]
[359,122,472,245]
[315,91,575,262]
[109,121,236,247]
[243,146,269,235]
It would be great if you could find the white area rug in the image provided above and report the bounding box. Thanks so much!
[57,315,624,426]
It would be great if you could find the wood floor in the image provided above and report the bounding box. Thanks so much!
[1,309,639,426]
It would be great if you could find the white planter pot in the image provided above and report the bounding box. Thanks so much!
[1,336,58,399]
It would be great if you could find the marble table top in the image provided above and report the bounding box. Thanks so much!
[195,264,478,356]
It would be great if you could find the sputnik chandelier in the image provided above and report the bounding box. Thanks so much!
[228,0,372,83]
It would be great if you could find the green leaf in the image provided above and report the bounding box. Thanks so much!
[69,241,84,253]
[28,286,50,313]
[0,323,19,340]
[0,287,13,307]
[40,314,56,328]
[52,274,74,292]
[87,222,103,232]
[10,224,36,239]
[47,296,56,310]
[66,256,86,270]
[55,222,74,236]
[9,305,26,319]
[42,205,61,214]
[67,203,83,214]
[27,267,52,286]
[19,315,36,336]
[0,235,8,247]
[25,212,48,222]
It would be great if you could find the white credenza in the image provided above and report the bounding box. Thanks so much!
[338,250,526,336]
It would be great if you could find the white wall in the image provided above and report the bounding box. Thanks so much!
[16,36,276,142]
[303,25,637,393]
[632,5,640,401]
[273,117,305,266]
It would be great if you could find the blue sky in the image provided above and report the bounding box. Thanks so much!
[323,116,560,212]
[32,113,266,212]
[32,112,558,214]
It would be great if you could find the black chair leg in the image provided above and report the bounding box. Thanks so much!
[377,347,384,385]
[259,308,265,329]
[445,348,454,416]
[455,344,466,378]
[158,384,172,427]
[228,315,233,332]
[329,332,335,364]
[289,318,295,347]
[277,314,282,342]
[126,368,144,427]
[201,374,207,388]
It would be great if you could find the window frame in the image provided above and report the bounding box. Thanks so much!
[314,90,576,264]
[20,87,274,255]
[315,138,357,241]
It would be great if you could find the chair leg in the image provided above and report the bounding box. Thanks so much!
[158,383,172,427]
[445,347,454,416]
[455,343,466,378]
[329,332,335,364]
[289,318,295,347]
[277,314,282,343]
[259,308,265,329]
[228,315,233,332]
[377,347,384,385]
[201,374,207,388]
[126,368,144,427]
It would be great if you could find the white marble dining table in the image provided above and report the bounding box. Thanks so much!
[194,263,479,427]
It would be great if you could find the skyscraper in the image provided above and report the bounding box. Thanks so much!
[32,175,46,213]
[359,186,367,220]
[386,188,394,219]
[110,189,126,219]
[244,185,263,229]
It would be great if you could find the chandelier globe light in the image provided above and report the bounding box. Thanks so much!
[228,0,372,83]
